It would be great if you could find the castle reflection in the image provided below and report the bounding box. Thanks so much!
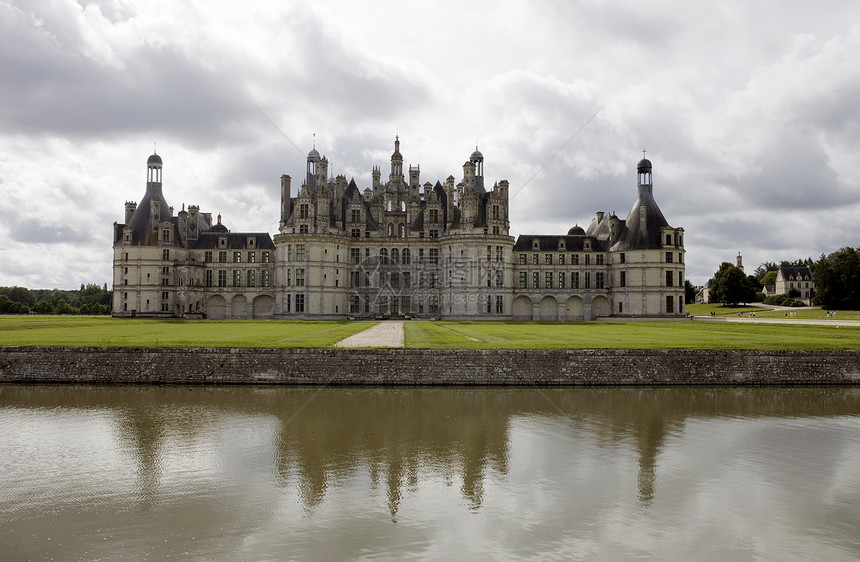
[3,385,856,515]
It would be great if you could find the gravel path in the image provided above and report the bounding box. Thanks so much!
[334,320,405,348]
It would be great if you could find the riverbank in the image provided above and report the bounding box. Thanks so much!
[2,347,858,385]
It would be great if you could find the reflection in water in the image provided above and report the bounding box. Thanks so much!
[0,385,858,560]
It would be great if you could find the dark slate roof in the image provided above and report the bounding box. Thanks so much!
[513,235,606,252]
[611,184,671,251]
[190,232,274,250]
[779,266,814,281]
[124,182,173,246]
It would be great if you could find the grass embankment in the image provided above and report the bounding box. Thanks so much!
[404,321,860,350]
[0,316,374,348]
[2,315,859,350]
[686,303,860,320]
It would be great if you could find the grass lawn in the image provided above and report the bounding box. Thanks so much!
[404,320,860,350]
[0,316,375,348]
[686,303,860,320]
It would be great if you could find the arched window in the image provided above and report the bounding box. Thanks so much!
[399,224,405,237]
[387,223,394,237]
[391,248,399,263]
[402,248,411,265]
[380,248,388,264]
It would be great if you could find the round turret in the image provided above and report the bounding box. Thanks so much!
[147,153,163,166]
[567,225,586,236]
[637,158,652,173]
[307,148,320,162]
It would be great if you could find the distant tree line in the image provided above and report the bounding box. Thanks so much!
[0,284,112,315]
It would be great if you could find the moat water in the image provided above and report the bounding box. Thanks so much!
[1,385,858,560]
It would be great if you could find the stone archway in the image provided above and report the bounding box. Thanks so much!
[231,295,248,319]
[539,295,558,321]
[208,295,226,319]
[591,295,610,318]
[512,295,533,320]
[252,295,274,319]
[565,296,584,321]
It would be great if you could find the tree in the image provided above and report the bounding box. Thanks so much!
[761,270,778,286]
[753,262,779,281]
[55,299,72,315]
[684,279,697,304]
[813,247,860,309]
[710,262,757,306]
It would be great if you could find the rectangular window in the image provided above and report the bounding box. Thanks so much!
[233,270,241,287]
[295,293,305,312]
[162,266,169,274]
[205,270,213,287]
[285,294,291,313]
[559,272,565,289]
[533,272,540,289]
[596,254,604,265]
[585,254,591,265]
[666,234,672,245]
[351,228,361,238]
[496,246,503,262]
[349,295,360,314]
[519,272,527,289]
[350,248,360,264]
[532,254,539,265]
[429,229,439,238]
[545,272,553,288]
[495,271,503,287]
[162,249,170,260]
[666,252,673,263]
[492,205,500,221]
[620,271,626,287]
[678,253,683,264]
[204,251,213,263]
[585,272,591,289]
[571,254,579,265]
[429,248,439,265]
[487,245,492,261]
[679,271,683,287]
[161,278,169,286]
[299,204,309,219]
[559,254,565,265]
[351,209,361,223]
[296,268,305,287]
[596,272,605,289]
[572,272,580,289]
[428,209,439,223]
[296,245,305,260]
[620,253,625,264]
[219,251,227,263]
[162,230,170,243]
[495,295,503,314]
[262,251,270,263]
[233,251,241,263]
[261,270,270,287]
[666,295,674,313]
[666,271,674,287]
[545,254,553,265]
[247,270,255,287]
[519,254,526,265]
[218,270,227,287]
[248,252,256,263]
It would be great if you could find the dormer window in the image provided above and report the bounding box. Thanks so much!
[247,236,256,248]
[219,236,227,248]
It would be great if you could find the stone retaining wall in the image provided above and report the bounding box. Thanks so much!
[1,347,859,385]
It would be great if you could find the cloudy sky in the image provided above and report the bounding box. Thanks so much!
[2,0,859,288]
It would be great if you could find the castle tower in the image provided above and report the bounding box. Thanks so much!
[390,136,403,180]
